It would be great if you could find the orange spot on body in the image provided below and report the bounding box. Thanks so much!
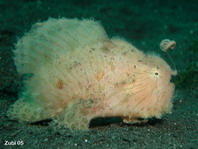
[56,80,64,89]
[94,71,105,81]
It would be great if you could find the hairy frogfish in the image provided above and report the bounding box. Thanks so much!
[7,18,177,130]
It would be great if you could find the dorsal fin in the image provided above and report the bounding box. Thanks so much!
[14,18,108,74]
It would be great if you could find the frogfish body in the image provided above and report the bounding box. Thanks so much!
[7,18,176,130]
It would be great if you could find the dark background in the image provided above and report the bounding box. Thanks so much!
[0,0,197,148]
